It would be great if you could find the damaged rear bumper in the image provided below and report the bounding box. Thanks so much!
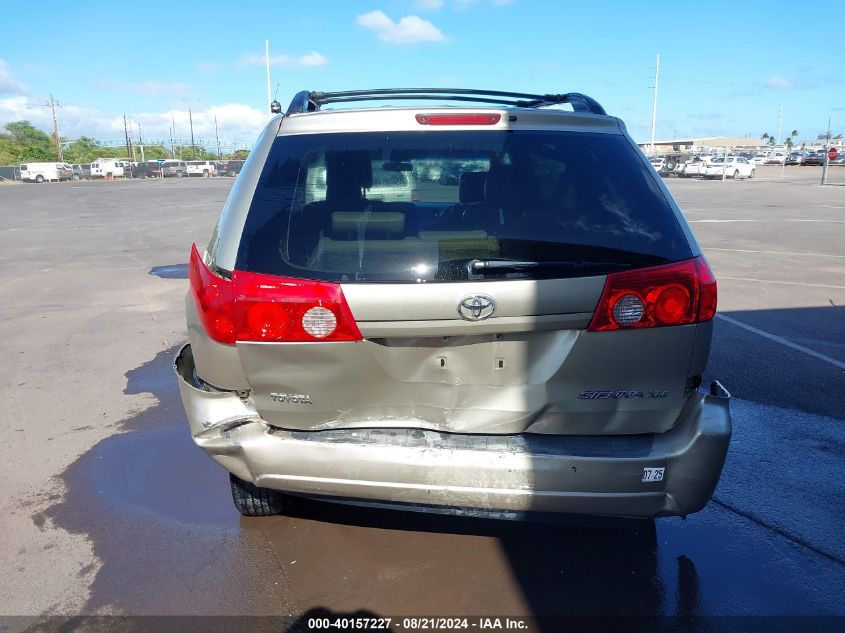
[175,344,731,518]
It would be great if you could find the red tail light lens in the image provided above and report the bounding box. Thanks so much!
[588,256,717,332]
[189,244,362,344]
[415,113,501,126]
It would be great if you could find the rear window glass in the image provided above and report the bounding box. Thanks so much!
[237,130,692,282]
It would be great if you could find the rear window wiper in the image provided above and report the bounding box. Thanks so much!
[469,259,632,273]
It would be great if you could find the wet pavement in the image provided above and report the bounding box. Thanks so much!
[41,337,844,625]
[1,174,843,629]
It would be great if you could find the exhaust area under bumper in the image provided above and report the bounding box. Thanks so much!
[175,344,731,518]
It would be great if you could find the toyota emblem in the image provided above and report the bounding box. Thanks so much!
[457,294,496,321]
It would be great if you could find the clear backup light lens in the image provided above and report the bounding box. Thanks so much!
[302,306,337,338]
[611,294,645,326]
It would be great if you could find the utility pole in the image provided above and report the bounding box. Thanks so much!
[214,115,221,160]
[265,39,272,113]
[821,117,831,185]
[138,124,145,162]
[776,102,783,146]
[127,113,136,162]
[46,95,63,161]
[123,114,132,166]
[189,106,195,159]
[649,54,660,157]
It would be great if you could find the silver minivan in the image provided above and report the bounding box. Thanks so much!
[175,89,731,518]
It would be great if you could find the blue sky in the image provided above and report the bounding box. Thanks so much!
[1,0,843,146]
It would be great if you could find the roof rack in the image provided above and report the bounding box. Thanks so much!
[283,89,607,117]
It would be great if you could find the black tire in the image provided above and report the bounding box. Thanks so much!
[72,173,80,181]
[202,169,209,177]
[665,159,677,172]
[230,473,287,516]
[35,174,44,183]
[749,169,755,179]
[227,169,236,177]
[733,170,740,180]
[176,171,183,178]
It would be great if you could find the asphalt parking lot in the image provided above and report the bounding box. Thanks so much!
[0,166,843,630]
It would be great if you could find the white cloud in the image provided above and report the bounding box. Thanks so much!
[765,76,793,91]
[491,0,517,4]
[238,51,328,68]
[0,59,26,95]
[357,10,446,44]
[0,96,267,146]
[195,61,217,73]
[298,51,329,67]
[414,0,444,9]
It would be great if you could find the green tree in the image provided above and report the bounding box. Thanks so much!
[2,120,55,161]
[761,132,770,142]
[232,149,249,160]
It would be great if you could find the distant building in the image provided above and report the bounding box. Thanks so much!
[638,135,844,155]
[637,136,765,154]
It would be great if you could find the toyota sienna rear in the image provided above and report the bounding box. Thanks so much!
[175,89,731,518]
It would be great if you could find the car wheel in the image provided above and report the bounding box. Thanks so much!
[176,171,183,178]
[202,169,209,177]
[665,159,677,172]
[733,170,740,179]
[229,473,287,516]
[35,175,44,183]
[749,169,755,179]
[227,169,236,177]
[72,173,80,181]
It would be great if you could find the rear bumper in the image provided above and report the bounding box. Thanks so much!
[174,344,731,518]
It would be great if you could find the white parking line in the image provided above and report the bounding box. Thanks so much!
[690,219,845,223]
[716,314,845,371]
[718,276,845,290]
[705,247,845,259]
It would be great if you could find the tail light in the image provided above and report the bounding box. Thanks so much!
[189,244,362,344]
[588,256,717,332]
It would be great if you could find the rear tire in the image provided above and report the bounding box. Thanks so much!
[35,175,44,183]
[176,171,183,178]
[749,169,755,179]
[733,170,740,179]
[230,473,287,516]
[227,169,236,177]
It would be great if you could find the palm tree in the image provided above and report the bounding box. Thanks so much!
[791,129,798,139]
[762,132,770,141]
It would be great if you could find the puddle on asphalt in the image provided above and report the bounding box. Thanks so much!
[149,264,188,279]
[39,347,845,621]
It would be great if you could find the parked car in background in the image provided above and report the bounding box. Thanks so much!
[785,152,803,166]
[702,156,755,179]
[187,160,218,177]
[130,162,163,179]
[751,153,769,165]
[71,163,92,180]
[19,162,73,183]
[764,152,785,165]
[801,152,824,166]
[90,158,125,179]
[161,160,188,178]
[679,155,711,178]
[221,159,245,177]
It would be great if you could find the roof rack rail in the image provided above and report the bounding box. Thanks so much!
[284,88,607,116]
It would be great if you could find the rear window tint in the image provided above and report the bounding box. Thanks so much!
[237,130,692,282]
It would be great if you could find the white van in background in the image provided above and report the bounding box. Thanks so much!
[19,162,73,183]
[90,159,125,179]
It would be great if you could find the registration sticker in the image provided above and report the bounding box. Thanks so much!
[642,467,665,483]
